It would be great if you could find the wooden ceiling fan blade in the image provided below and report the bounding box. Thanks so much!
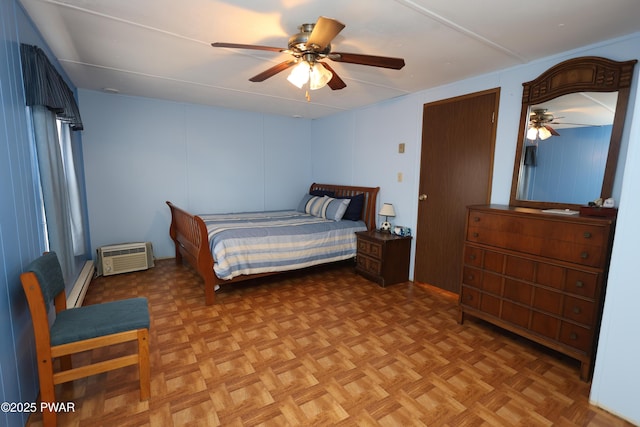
[319,62,346,90]
[306,17,345,51]
[249,60,297,82]
[543,125,560,136]
[328,52,405,70]
[212,42,285,53]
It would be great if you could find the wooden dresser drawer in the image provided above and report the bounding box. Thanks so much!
[501,300,530,328]
[466,210,608,267]
[503,279,533,305]
[463,245,483,267]
[530,311,560,339]
[560,322,592,352]
[532,287,563,315]
[460,286,480,309]
[467,210,607,247]
[504,256,535,281]
[461,266,482,288]
[563,296,595,326]
[565,270,599,298]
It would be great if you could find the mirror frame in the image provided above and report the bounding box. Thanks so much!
[509,56,637,210]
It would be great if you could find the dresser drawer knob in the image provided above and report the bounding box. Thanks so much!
[583,231,592,239]
[572,306,582,314]
[467,274,474,281]
[575,281,584,288]
[473,217,480,222]
[580,252,589,259]
[570,332,578,340]
[466,294,474,301]
[469,254,476,260]
[472,232,479,238]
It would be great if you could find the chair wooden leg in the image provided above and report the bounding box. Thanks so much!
[138,328,150,400]
[38,357,57,427]
[42,409,57,427]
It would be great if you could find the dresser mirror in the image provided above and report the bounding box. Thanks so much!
[509,56,637,210]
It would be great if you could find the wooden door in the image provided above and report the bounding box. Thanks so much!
[414,89,499,293]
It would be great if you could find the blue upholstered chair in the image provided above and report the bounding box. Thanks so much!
[20,252,150,427]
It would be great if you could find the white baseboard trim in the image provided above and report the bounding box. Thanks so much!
[67,260,95,308]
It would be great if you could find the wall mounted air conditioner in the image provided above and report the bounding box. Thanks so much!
[97,242,154,276]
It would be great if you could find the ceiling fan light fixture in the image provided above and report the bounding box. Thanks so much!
[526,127,539,140]
[287,61,333,91]
[538,126,552,140]
[309,63,332,90]
[287,62,310,88]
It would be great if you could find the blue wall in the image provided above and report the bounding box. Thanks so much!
[1,0,90,425]
[79,90,313,258]
[1,1,46,426]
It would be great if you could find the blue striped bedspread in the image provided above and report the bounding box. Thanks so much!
[200,210,367,280]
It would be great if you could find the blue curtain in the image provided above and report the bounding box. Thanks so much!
[20,44,83,131]
[20,44,86,285]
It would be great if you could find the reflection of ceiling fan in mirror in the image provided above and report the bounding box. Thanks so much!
[212,16,405,98]
[527,109,561,140]
[527,98,600,141]
[527,105,600,141]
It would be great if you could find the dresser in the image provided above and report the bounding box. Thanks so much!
[355,231,412,287]
[458,205,615,380]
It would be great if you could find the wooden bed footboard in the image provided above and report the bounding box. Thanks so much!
[166,183,379,305]
[166,201,218,305]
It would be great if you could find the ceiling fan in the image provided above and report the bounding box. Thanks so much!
[527,109,561,140]
[212,16,405,94]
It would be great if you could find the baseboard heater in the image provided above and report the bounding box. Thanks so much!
[97,242,154,276]
[67,260,95,308]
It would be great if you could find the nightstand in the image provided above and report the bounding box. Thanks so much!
[355,230,412,287]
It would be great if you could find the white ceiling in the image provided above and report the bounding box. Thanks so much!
[19,0,640,119]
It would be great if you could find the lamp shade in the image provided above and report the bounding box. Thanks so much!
[379,203,396,217]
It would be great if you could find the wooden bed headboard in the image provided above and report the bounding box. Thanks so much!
[308,183,380,231]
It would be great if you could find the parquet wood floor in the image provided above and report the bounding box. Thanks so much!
[27,259,632,426]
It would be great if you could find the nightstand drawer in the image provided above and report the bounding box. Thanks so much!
[356,255,381,275]
[357,239,382,259]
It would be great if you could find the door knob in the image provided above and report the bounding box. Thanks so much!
[418,194,428,201]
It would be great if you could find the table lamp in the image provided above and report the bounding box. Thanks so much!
[378,203,396,232]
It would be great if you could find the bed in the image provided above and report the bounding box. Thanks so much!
[167,183,380,305]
